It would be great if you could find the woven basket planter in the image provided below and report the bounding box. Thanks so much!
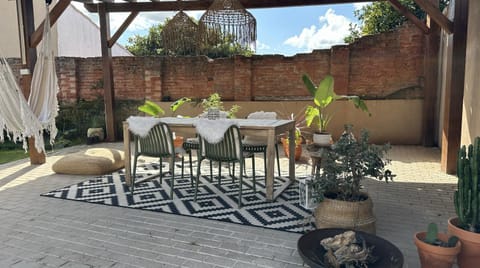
[314,192,376,234]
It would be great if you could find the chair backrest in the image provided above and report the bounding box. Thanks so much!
[246,111,277,120]
[199,125,243,162]
[244,111,277,144]
[134,122,174,158]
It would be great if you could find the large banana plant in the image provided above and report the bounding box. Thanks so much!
[303,74,370,133]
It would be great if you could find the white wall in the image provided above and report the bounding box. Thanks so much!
[56,4,132,57]
[0,1,131,58]
[0,0,55,57]
[461,0,480,145]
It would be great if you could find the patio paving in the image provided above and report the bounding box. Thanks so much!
[0,143,457,268]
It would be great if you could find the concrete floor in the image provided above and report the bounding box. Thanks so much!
[0,143,458,267]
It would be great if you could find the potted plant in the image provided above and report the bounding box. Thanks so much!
[302,74,370,145]
[447,136,480,268]
[312,125,395,234]
[281,126,303,161]
[414,223,461,268]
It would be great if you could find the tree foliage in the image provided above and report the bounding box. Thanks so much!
[125,17,253,58]
[344,0,449,43]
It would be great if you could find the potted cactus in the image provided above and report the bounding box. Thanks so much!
[447,137,480,268]
[414,223,461,268]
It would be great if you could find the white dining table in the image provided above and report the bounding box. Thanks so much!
[123,117,297,201]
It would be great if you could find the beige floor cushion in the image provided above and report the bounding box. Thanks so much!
[52,148,125,175]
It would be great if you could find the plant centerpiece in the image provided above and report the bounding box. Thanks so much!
[312,125,395,234]
[447,136,480,268]
[414,223,461,268]
[302,74,370,145]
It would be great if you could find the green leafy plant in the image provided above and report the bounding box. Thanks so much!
[199,93,240,118]
[312,125,395,202]
[303,74,370,133]
[424,223,459,247]
[138,100,165,117]
[454,137,480,233]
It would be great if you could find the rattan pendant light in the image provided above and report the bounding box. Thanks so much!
[161,2,199,56]
[199,0,256,54]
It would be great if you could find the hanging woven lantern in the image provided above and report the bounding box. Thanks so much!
[199,0,256,55]
[161,10,199,56]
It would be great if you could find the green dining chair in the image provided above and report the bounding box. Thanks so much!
[131,122,185,198]
[194,125,247,208]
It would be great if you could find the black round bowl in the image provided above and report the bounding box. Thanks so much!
[297,228,403,268]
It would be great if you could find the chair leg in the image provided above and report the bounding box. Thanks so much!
[181,156,184,179]
[275,144,281,177]
[263,151,267,186]
[132,154,139,194]
[252,154,256,192]
[209,160,213,182]
[169,158,175,199]
[159,158,163,184]
[188,150,194,187]
[218,161,221,187]
[238,161,243,208]
[194,159,202,202]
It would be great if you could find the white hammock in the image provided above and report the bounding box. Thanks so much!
[0,4,58,153]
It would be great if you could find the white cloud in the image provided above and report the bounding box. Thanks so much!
[353,2,372,10]
[256,40,270,50]
[283,8,351,51]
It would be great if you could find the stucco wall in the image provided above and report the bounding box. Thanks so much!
[152,100,423,145]
[461,0,480,145]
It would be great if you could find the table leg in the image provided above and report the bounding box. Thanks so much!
[265,129,275,201]
[123,122,132,187]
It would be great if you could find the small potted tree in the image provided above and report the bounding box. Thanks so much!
[302,74,369,145]
[414,223,461,268]
[312,125,394,234]
[447,136,480,268]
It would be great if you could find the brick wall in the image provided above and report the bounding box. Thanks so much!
[11,22,425,103]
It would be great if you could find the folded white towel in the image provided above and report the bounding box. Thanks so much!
[194,119,237,144]
[126,116,162,137]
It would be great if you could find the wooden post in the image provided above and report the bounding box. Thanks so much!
[99,3,116,141]
[441,0,469,173]
[19,0,45,164]
[421,0,440,147]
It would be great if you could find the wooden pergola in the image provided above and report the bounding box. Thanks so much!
[18,0,469,174]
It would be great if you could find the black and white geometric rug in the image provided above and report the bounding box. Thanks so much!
[41,162,314,233]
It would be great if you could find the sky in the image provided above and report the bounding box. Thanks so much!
[72,2,372,56]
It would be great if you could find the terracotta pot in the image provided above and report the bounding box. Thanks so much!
[314,192,376,234]
[173,136,184,148]
[281,138,302,161]
[448,217,480,268]
[414,232,461,268]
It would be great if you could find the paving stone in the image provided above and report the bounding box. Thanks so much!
[0,144,460,267]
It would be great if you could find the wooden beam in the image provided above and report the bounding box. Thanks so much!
[387,0,429,34]
[421,0,440,147]
[98,3,117,141]
[414,0,453,34]
[19,0,45,164]
[441,0,469,174]
[30,0,72,48]
[107,11,138,48]
[83,0,381,12]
